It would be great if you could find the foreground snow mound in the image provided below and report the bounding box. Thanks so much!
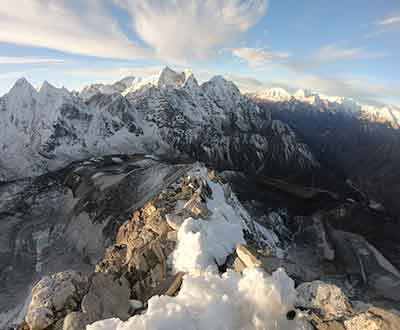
[172,217,244,275]
[172,167,248,274]
[88,268,308,330]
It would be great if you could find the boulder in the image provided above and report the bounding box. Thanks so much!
[344,307,400,330]
[25,307,54,330]
[81,273,131,321]
[63,312,92,330]
[296,281,352,320]
[25,271,89,330]
[306,312,346,330]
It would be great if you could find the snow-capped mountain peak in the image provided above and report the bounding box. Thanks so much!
[39,81,70,98]
[7,77,37,99]
[293,89,310,99]
[206,75,240,94]
[183,72,200,93]
[157,66,186,89]
[116,76,136,87]
[254,88,292,102]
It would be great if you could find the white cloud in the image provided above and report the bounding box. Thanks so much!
[0,0,150,60]
[378,14,400,26]
[0,56,65,65]
[66,65,163,83]
[365,13,400,38]
[114,0,268,62]
[314,44,387,62]
[231,47,290,68]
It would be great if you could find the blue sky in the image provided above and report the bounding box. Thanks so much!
[0,0,399,105]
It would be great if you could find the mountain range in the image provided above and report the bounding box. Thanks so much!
[250,87,400,129]
[0,67,316,182]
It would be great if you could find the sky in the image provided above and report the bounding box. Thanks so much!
[0,0,399,106]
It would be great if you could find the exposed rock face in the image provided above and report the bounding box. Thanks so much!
[235,244,263,268]
[95,169,224,302]
[96,196,177,302]
[81,274,131,321]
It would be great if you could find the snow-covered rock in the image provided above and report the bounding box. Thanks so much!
[171,167,247,274]
[79,76,137,101]
[253,87,292,102]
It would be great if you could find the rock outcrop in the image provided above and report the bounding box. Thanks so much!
[296,281,352,320]
[25,271,89,330]
[22,165,259,330]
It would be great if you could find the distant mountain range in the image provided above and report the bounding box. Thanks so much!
[250,87,400,129]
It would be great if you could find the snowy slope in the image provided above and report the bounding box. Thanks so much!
[79,76,137,101]
[0,68,318,180]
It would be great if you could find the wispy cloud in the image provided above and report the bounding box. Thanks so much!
[0,56,65,65]
[66,65,163,84]
[228,44,398,105]
[0,0,151,60]
[231,47,290,68]
[365,13,400,38]
[114,0,268,62]
[314,44,387,62]
[230,43,385,74]
[377,14,400,26]
[0,0,268,63]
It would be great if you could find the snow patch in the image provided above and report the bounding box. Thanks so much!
[88,268,308,330]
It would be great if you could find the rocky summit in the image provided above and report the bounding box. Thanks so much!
[1,68,400,330]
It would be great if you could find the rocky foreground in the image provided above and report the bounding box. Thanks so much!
[11,165,400,330]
